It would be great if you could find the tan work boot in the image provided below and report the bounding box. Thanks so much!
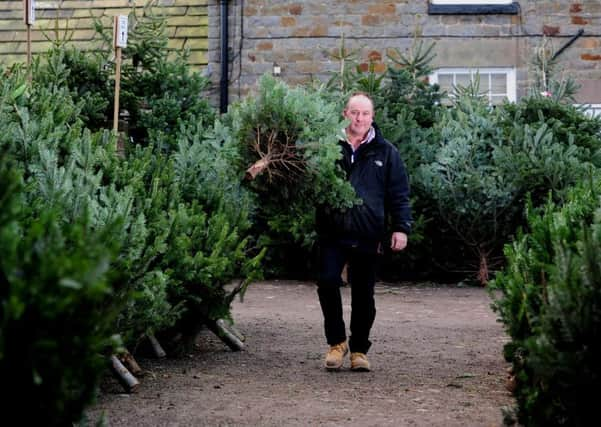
[324,341,348,370]
[350,352,371,372]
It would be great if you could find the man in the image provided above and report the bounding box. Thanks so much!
[316,92,412,371]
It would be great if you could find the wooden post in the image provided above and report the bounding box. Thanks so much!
[26,25,31,71]
[113,44,122,134]
[112,15,128,155]
[23,0,35,82]
[112,15,128,138]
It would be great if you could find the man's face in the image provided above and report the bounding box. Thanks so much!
[343,95,374,138]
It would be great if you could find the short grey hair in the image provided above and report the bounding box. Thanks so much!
[345,91,375,111]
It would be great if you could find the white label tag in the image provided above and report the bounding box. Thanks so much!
[24,0,35,25]
[115,15,128,48]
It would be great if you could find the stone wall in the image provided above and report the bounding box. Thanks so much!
[0,0,208,68]
[209,0,601,104]
[2,1,599,105]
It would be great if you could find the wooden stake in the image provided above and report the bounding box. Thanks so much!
[26,24,32,81]
[113,45,122,134]
[23,0,35,82]
[112,15,128,151]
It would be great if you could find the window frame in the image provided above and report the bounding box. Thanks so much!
[576,104,601,118]
[428,1,520,15]
[432,0,512,4]
[429,67,517,105]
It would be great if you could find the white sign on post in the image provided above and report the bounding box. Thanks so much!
[24,0,35,79]
[29,0,35,24]
[23,0,35,25]
[115,15,128,48]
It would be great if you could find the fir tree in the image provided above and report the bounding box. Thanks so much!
[222,75,356,276]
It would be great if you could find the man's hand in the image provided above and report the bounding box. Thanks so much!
[390,232,408,252]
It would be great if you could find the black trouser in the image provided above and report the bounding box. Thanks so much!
[316,240,378,354]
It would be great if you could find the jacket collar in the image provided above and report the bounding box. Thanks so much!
[343,126,376,149]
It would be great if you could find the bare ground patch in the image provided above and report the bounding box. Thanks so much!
[88,280,514,426]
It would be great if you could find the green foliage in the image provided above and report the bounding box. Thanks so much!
[415,89,518,282]
[91,123,262,350]
[117,6,215,149]
[382,39,443,130]
[174,120,253,220]
[34,5,215,147]
[160,124,264,342]
[323,33,363,95]
[491,178,601,426]
[500,96,601,168]
[102,144,182,345]
[406,75,599,282]
[2,41,260,353]
[496,121,594,207]
[529,36,580,103]
[0,67,177,348]
[327,36,601,282]
[0,146,121,427]
[35,47,112,131]
[0,8,262,419]
[223,75,356,276]
[352,60,387,101]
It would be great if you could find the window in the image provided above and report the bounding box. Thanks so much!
[432,0,512,4]
[428,0,519,14]
[430,67,517,105]
[577,104,601,118]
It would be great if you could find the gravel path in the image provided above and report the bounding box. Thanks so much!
[89,280,514,426]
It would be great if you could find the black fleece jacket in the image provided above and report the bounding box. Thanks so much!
[317,123,412,247]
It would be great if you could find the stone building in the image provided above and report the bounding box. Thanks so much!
[1,1,600,113]
[209,0,601,114]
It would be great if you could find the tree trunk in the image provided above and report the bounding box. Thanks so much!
[110,355,139,393]
[477,251,489,286]
[119,349,142,376]
[223,320,246,343]
[245,158,270,180]
[147,334,166,358]
[206,318,244,351]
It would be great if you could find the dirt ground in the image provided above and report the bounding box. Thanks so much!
[88,280,515,426]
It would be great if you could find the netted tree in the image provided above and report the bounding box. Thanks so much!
[220,75,357,276]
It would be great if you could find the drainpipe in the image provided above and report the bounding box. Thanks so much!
[220,0,229,114]
[552,29,584,60]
